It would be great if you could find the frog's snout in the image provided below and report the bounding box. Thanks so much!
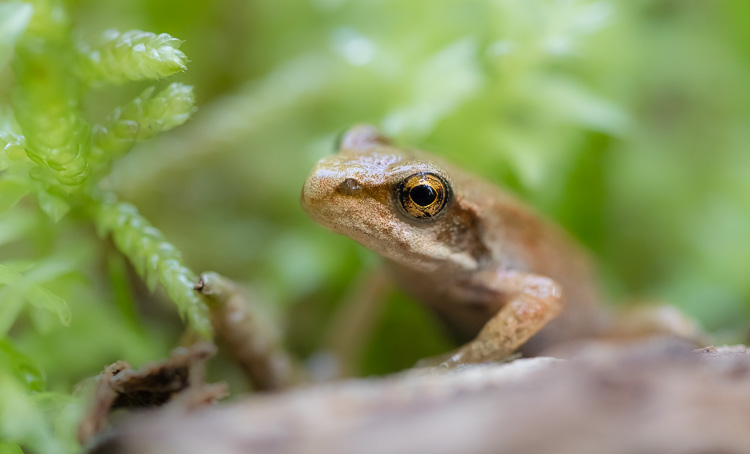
[300,163,337,220]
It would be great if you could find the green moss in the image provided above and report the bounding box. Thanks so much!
[77,30,188,85]
[93,195,211,338]
[0,2,206,451]
[91,83,195,171]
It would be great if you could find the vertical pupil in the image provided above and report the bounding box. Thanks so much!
[410,184,437,206]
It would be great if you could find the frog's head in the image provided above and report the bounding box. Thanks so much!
[301,125,487,273]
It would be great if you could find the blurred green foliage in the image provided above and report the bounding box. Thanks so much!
[2,0,750,451]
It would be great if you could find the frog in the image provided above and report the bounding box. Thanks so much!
[301,125,606,367]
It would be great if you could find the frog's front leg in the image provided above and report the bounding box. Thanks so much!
[440,270,563,368]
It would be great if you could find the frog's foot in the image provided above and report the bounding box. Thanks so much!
[433,271,562,369]
[415,271,561,371]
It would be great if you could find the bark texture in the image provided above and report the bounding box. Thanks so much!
[89,340,750,454]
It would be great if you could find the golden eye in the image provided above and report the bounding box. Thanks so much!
[396,172,451,220]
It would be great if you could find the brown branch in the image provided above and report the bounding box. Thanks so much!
[89,339,750,454]
[195,272,303,391]
[77,343,225,446]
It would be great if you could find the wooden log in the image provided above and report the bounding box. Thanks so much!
[89,340,750,454]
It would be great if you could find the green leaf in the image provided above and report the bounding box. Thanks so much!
[35,190,70,222]
[0,372,62,454]
[0,340,45,393]
[0,440,24,454]
[0,265,71,327]
[0,177,30,215]
[0,209,35,247]
[535,75,628,134]
[25,286,71,326]
[0,288,24,338]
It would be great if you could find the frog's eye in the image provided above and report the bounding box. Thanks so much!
[396,172,451,220]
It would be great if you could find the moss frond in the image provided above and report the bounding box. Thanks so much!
[1,2,207,452]
[92,83,196,165]
[77,30,188,85]
[11,42,91,187]
[93,194,212,338]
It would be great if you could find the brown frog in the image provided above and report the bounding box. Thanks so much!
[301,125,606,367]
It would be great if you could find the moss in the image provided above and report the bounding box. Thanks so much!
[0,1,206,450]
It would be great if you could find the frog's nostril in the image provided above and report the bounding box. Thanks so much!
[337,178,361,195]
[345,178,360,190]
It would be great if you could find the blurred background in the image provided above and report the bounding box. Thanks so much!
[4,0,750,397]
